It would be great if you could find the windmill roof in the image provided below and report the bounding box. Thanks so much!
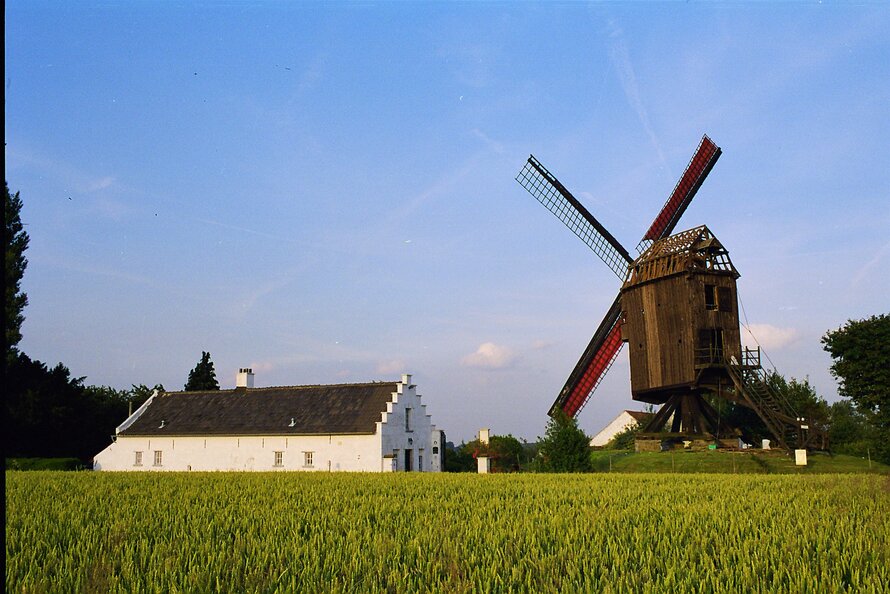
[623,225,739,287]
[119,381,398,436]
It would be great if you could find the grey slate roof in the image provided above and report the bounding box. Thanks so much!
[120,382,398,436]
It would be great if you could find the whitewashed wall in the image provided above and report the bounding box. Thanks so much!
[429,429,444,472]
[93,433,382,472]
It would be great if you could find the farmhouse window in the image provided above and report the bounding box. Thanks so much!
[432,446,439,455]
[134,451,143,466]
[274,451,283,467]
[303,451,314,467]
[153,450,163,467]
[405,408,412,432]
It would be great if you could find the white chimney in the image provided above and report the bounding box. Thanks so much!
[479,428,490,445]
[236,368,255,388]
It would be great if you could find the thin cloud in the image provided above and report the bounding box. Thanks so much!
[607,19,669,174]
[851,240,890,289]
[742,324,799,351]
[470,128,505,154]
[86,176,115,192]
[461,342,515,369]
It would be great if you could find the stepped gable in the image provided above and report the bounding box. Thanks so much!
[120,381,398,436]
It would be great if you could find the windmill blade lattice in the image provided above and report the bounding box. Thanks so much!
[517,156,632,280]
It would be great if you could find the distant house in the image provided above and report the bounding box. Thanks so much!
[94,372,444,472]
[589,410,654,447]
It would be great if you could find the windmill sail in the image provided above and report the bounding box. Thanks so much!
[517,155,632,280]
[550,297,624,417]
[517,135,722,420]
[637,135,721,253]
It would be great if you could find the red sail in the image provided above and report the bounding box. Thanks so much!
[643,136,720,242]
[561,323,624,417]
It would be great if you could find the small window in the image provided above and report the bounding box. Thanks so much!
[153,450,163,467]
[432,446,439,455]
[303,451,314,467]
[134,451,143,466]
[405,408,412,432]
[274,451,283,467]
[705,285,717,310]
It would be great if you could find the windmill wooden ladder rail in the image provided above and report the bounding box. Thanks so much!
[720,347,827,451]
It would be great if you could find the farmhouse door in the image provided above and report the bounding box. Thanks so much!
[404,449,413,471]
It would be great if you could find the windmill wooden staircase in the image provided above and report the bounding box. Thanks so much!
[723,348,827,451]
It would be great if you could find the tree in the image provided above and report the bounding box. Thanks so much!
[4,183,29,362]
[130,383,165,408]
[461,434,526,472]
[828,400,874,458]
[822,314,890,415]
[537,411,593,472]
[4,353,92,460]
[444,442,475,472]
[606,422,640,450]
[767,372,830,427]
[184,351,220,391]
[823,314,890,463]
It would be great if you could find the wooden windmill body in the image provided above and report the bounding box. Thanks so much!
[621,225,741,438]
[516,136,825,451]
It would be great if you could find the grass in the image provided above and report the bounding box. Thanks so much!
[589,450,890,474]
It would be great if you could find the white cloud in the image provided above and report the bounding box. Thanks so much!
[742,324,799,351]
[461,342,515,369]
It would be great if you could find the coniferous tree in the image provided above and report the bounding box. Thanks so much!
[184,351,220,391]
[5,182,29,363]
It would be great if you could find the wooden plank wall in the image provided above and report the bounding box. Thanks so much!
[621,272,741,396]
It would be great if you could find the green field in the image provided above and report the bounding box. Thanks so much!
[6,472,889,593]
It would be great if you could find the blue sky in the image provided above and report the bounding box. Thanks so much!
[6,2,889,443]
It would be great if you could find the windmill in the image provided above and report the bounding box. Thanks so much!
[516,135,825,451]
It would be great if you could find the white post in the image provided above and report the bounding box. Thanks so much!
[477,456,490,474]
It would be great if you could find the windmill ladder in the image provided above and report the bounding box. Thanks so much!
[722,356,823,451]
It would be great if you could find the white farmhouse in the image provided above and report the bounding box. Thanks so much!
[94,372,444,472]
[589,410,654,447]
